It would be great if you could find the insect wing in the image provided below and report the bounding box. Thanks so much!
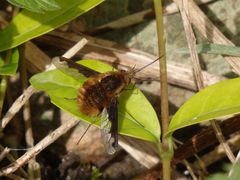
[100,98,118,154]
[107,97,118,149]
[52,57,99,79]
[100,108,115,154]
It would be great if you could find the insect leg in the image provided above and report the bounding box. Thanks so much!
[76,117,100,144]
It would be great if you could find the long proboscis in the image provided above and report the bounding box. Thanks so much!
[131,56,161,76]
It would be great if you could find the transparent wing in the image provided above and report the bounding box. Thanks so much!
[100,107,117,154]
[52,57,99,79]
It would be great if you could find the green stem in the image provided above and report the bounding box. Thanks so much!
[0,50,12,117]
[153,0,173,179]
[162,158,171,179]
[0,78,7,117]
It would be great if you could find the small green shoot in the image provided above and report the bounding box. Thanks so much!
[176,43,240,57]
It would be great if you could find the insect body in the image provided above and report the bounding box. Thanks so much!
[53,57,133,153]
[78,71,130,116]
[53,56,158,154]
[77,71,131,153]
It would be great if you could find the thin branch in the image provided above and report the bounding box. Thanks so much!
[20,45,39,178]
[183,160,198,180]
[210,121,235,163]
[0,147,10,162]
[174,140,198,179]
[179,0,205,89]
[119,136,159,168]
[0,85,36,130]
[229,149,240,177]
[20,45,34,148]
[62,38,88,59]
[192,133,240,168]
[0,145,27,177]
[174,115,240,164]
[174,138,208,176]
[0,117,79,176]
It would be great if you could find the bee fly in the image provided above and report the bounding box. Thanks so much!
[53,56,159,154]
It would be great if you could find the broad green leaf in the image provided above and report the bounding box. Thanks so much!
[30,60,160,143]
[0,0,104,52]
[167,78,240,136]
[7,0,60,13]
[176,43,240,57]
[0,48,19,75]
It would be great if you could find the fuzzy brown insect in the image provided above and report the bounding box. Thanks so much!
[53,56,158,154]
[77,71,130,116]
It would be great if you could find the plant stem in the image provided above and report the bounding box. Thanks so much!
[153,0,172,179]
[153,0,169,140]
[0,50,12,117]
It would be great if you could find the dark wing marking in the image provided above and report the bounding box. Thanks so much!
[52,56,99,78]
[107,97,118,149]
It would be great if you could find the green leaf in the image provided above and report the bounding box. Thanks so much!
[175,43,240,57]
[0,0,104,52]
[7,0,61,13]
[30,60,160,143]
[167,78,240,136]
[0,48,19,75]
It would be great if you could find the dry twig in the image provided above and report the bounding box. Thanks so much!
[20,45,35,148]
[229,148,240,176]
[119,136,159,168]
[0,147,10,162]
[174,115,240,163]
[0,85,36,130]
[0,145,27,177]
[20,44,39,178]
[0,117,79,176]
[193,133,240,168]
